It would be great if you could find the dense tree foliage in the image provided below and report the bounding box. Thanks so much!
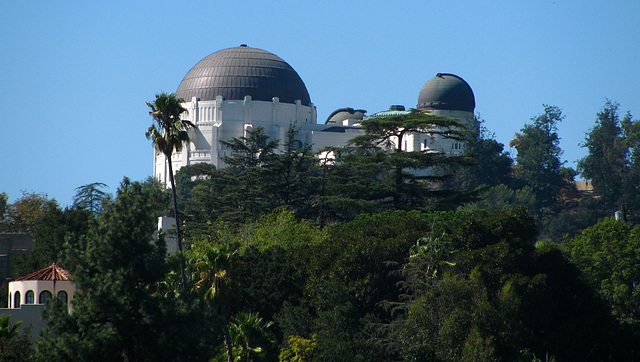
[578,100,640,221]
[451,117,513,192]
[184,126,316,229]
[511,105,566,209]
[36,179,213,361]
[4,100,640,360]
[337,109,472,211]
[564,218,640,325]
[0,191,59,235]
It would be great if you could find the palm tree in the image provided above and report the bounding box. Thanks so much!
[146,92,195,288]
[0,315,22,354]
[229,312,275,361]
[192,246,238,362]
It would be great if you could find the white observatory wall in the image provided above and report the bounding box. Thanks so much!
[411,109,474,155]
[152,96,317,186]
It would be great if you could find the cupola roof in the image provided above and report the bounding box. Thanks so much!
[15,263,72,281]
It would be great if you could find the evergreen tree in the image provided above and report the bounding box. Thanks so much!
[37,178,207,361]
[187,127,279,225]
[72,182,110,215]
[510,105,565,210]
[268,125,316,217]
[451,116,513,192]
[578,100,640,218]
[321,109,471,219]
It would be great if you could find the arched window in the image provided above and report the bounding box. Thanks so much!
[13,292,20,308]
[25,290,34,304]
[57,291,68,304]
[39,290,52,304]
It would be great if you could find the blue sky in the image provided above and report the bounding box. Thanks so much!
[1,1,638,206]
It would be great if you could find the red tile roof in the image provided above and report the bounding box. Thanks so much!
[15,263,72,281]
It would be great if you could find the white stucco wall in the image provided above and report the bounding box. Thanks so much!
[9,280,75,313]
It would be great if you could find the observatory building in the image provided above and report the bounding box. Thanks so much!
[152,45,475,185]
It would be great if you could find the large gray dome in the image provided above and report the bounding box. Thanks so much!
[417,73,475,113]
[176,45,311,106]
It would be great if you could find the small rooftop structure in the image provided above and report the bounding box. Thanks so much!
[1,263,76,343]
[8,263,76,312]
[364,105,410,120]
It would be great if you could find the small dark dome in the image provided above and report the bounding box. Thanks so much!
[176,46,311,106]
[417,73,475,112]
[325,107,366,124]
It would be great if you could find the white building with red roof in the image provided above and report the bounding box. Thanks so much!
[8,263,75,313]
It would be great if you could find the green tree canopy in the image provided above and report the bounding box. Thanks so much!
[37,178,210,361]
[511,105,565,208]
[564,217,640,325]
[451,116,513,192]
[72,182,109,215]
[578,100,640,218]
[0,191,59,234]
[319,110,472,220]
[383,209,629,361]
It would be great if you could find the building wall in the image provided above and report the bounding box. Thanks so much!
[0,304,47,343]
[0,234,34,280]
[9,280,75,313]
[152,96,362,186]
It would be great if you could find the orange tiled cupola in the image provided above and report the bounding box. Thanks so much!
[8,263,76,312]
[14,263,72,282]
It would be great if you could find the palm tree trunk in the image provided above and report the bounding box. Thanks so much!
[223,320,233,362]
[167,154,187,288]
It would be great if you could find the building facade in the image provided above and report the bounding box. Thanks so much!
[152,45,476,186]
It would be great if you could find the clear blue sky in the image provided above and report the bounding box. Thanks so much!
[1,1,638,206]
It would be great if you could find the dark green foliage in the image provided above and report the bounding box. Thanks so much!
[511,105,566,208]
[564,218,640,324]
[0,315,32,361]
[0,193,8,224]
[174,163,217,210]
[460,184,538,214]
[36,178,212,361]
[12,206,93,278]
[451,117,513,192]
[229,312,276,361]
[268,125,317,218]
[383,209,630,361]
[336,109,473,211]
[185,127,279,225]
[184,126,317,228]
[578,100,640,220]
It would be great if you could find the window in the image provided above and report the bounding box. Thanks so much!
[289,140,303,151]
[39,290,52,304]
[57,291,68,304]
[25,290,34,304]
[13,292,20,308]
